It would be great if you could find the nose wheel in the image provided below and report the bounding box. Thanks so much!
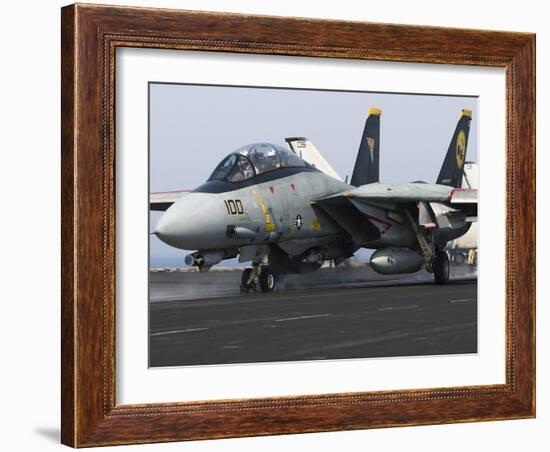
[240,266,277,293]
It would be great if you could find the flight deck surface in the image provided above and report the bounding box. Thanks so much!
[149,266,477,367]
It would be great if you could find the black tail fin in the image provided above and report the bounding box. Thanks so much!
[436,109,472,187]
[350,108,381,186]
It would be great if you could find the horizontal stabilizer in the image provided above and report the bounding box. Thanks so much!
[450,188,477,204]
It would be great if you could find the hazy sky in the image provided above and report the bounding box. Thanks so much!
[149,83,478,267]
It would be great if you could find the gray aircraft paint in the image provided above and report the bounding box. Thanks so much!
[155,171,349,252]
[149,83,477,267]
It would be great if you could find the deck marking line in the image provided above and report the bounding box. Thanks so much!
[275,314,333,322]
[450,298,476,303]
[378,305,418,311]
[151,327,208,337]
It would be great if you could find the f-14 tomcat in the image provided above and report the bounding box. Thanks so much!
[151,108,477,292]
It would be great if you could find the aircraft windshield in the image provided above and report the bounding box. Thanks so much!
[208,143,307,183]
[209,154,237,180]
[208,154,255,182]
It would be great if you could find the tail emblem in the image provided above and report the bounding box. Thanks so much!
[456,130,466,168]
[367,136,375,163]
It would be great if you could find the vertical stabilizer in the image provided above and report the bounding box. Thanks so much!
[350,108,381,187]
[436,109,472,187]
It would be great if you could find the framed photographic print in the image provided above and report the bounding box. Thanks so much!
[61,3,536,447]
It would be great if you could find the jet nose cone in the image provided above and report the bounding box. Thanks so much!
[153,207,178,238]
[153,193,226,250]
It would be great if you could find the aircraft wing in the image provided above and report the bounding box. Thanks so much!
[314,183,477,245]
[150,190,190,211]
[318,183,476,205]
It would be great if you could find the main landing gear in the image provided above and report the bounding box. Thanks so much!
[404,210,450,286]
[433,250,450,285]
[240,264,277,293]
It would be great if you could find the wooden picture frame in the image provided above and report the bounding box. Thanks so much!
[61,3,535,447]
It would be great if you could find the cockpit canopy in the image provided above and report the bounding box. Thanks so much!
[208,143,308,183]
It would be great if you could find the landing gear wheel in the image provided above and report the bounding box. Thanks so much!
[433,251,450,285]
[259,267,276,293]
[240,268,254,293]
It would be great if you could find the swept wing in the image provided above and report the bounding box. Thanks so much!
[314,183,477,246]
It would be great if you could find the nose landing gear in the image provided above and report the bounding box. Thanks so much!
[240,264,277,293]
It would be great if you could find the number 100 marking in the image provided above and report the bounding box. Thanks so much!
[225,199,244,215]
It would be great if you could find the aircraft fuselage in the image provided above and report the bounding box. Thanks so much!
[155,171,348,253]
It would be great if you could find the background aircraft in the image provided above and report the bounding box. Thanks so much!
[151,109,476,292]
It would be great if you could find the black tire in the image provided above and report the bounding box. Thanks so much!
[433,251,450,285]
[259,267,276,293]
[240,268,253,293]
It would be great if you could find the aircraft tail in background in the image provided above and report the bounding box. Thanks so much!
[285,137,342,180]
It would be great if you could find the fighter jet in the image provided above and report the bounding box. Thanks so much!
[151,108,476,292]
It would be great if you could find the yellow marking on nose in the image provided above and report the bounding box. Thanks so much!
[252,190,267,214]
[252,190,276,232]
[312,219,321,229]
